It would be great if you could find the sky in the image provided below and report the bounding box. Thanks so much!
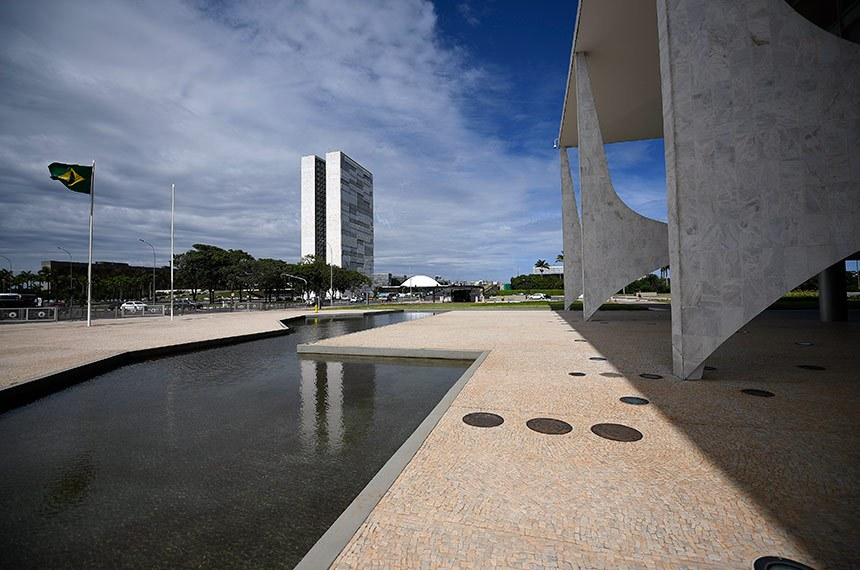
[0,0,667,283]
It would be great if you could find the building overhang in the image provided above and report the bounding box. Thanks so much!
[558,0,664,148]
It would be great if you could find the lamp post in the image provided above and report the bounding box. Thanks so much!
[326,242,334,306]
[139,239,156,303]
[0,255,11,292]
[57,246,72,304]
[283,273,308,303]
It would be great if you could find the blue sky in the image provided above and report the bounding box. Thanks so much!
[0,0,666,282]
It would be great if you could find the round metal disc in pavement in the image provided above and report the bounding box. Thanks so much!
[752,556,815,570]
[741,389,774,397]
[797,364,826,370]
[704,365,717,371]
[590,423,642,442]
[590,356,607,361]
[795,341,814,346]
[620,396,649,405]
[462,412,504,428]
[574,339,588,342]
[568,372,586,377]
[639,373,663,379]
[600,372,623,378]
[526,418,572,435]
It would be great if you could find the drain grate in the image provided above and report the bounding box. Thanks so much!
[639,373,663,379]
[741,389,774,397]
[795,341,814,346]
[797,364,826,371]
[462,412,504,428]
[752,556,815,570]
[590,356,607,361]
[620,396,649,405]
[600,372,624,378]
[568,372,586,377]
[526,418,573,435]
[591,423,642,442]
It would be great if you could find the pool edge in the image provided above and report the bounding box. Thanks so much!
[294,347,490,570]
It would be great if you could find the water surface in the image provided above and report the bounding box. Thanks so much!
[0,312,469,568]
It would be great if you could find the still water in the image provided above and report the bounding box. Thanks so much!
[0,312,469,568]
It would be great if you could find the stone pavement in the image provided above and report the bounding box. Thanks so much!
[0,309,307,388]
[305,309,859,569]
[2,308,858,568]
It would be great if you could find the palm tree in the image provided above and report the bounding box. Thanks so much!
[534,260,550,274]
[555,252,564,263]
[18,271,36,292]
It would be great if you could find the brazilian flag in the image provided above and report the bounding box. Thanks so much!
[49,163,92,194]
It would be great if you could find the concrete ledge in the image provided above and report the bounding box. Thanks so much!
[0,328,292,412]
[297,344,484,361]
[295,349,490,570]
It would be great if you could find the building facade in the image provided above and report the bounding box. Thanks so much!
[301,151,374,278]
[559,0,859,378]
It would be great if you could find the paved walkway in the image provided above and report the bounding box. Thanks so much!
[306,309,858,569]
[2,308,858,568]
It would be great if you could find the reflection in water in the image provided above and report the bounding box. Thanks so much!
[0,312,467,568]
[300,359,376,454]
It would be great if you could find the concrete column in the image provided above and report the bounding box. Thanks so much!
[656,0,860,378]
[819,262,848,322]
[574,52,669,321]
[560,147,583,310]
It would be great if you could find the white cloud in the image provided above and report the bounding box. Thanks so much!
[0,0,577,283]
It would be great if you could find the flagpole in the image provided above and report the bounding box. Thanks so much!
[170,183,175,321]
[86,160,95,327]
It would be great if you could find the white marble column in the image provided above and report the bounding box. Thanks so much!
[657,0,860,378]
[560,147,583,310]
[575,52,669,321]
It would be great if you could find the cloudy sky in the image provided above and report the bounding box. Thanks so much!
[0,0,666,282]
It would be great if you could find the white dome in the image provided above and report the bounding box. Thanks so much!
[401,275,441,288]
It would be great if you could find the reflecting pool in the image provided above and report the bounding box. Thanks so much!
[0,312,469,568]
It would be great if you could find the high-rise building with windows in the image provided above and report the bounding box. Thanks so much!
[301,151,374,278]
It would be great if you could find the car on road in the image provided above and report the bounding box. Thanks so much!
[528,293,548,300]
[120,301,148,311]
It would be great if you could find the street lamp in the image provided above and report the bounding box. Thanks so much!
[57,246,72,304]
[283,273,308,303]
[139,239,156,303]
[326,242,334,306]
[0,254,11,292]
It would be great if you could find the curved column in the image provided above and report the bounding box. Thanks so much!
[657,0,860,378]
[560,147,583,310]
[575,52,669,321]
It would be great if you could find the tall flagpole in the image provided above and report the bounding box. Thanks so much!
[87,160,95,327]
[170,183,175,321]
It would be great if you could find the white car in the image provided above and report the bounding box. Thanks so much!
[528,293,548,300]
[120,301,148,311]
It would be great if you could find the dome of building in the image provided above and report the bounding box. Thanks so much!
[401,275,441,288]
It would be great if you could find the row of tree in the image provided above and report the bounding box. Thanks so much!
[1,244,372,304]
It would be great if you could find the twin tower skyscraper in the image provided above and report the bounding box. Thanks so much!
[300,151,374,278]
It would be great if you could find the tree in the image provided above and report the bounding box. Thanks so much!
[534,260,550,274]
[175,244,233,304]
[555,252,564,263]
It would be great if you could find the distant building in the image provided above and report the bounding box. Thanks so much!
[372,272,392,288]
[301,151,373,278]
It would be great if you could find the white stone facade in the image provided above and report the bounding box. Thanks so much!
[300,152,374,278]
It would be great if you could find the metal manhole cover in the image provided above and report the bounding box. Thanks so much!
[639,373,663,379]
[462,412,504,428]
[568,372,586,377]
[600,372,623,378]
[704,365,717,371]
[752,556,815,570]
[620,396,649,405]
[574,339,588,342]
[590,356,607,361]
[526,418,572,435]
[590,423,642,442]
[797,364,826,370]
[741,389,774,397]
[795,341,814,346]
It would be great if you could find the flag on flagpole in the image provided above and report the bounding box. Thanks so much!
[48,163,93,194]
